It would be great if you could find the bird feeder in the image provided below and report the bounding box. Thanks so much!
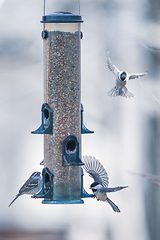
[32,12,93,204]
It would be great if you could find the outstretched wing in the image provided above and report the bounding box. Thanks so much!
[129,72,147,80]
[83,156,109,187]
[107,52,120,77]
[100,186,128,193]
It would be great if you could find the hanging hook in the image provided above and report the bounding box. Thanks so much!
[43,0,45,30]
[78,0,80,15]
[44,0,45,16]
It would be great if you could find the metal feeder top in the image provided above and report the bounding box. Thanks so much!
[41,12,83,23]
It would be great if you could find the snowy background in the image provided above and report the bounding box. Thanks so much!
[0,0,160,240]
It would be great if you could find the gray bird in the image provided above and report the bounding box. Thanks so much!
[8,171,42,207]
[107,53,147,98]
[83,156,128,213]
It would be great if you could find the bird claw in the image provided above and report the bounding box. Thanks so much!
[91,194,96,199]
[31,194,37,199]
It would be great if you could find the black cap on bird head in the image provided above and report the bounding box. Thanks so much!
[90,182,99,189]
[120,71,127,81]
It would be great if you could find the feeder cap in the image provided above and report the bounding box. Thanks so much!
[41,12,83,23]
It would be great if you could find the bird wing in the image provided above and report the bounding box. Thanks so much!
[129,72,147,80]
[18,178,39,195]
[100,186,128,192]
[107,52,120,77]
[83,156,109,187]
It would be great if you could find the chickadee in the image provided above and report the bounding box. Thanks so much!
[107,52,147,98]
[83,156,128,213]
[8,171,42,207]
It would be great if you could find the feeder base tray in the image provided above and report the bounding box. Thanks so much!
[42,199,84,204]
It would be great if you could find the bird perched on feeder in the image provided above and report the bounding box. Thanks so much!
[8,171,42,207]
[106,52,147,98]
[83,156,128,212]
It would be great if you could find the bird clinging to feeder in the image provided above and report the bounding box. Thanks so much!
[83,156,128,212]
[8,171,42,207]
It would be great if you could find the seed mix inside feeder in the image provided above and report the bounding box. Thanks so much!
[32,12,94,204]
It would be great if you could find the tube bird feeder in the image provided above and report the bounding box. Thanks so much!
[32,12,93,204]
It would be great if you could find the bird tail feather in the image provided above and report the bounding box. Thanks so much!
[107,197,120,213]
[107,86,120,97]
[107,86,134,98]
[8,195,20,207]
[119,86,134,98]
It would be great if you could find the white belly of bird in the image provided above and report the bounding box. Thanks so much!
[96,192,107,202]
[116,77,127,88]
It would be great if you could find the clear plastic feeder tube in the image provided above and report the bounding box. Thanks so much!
[41,12,84,203]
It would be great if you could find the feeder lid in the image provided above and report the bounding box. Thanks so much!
[41,12,83,23]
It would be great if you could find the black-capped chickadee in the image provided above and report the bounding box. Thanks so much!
[83,156,128,213]
[107,52,147,98]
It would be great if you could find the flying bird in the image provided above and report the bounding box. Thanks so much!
[83,156,128,212]
[107,52,147,98]
[8,171,42,207]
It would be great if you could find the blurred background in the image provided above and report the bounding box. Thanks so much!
[0,0,160,239]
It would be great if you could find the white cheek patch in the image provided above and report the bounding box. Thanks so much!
[93,184,102,190]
